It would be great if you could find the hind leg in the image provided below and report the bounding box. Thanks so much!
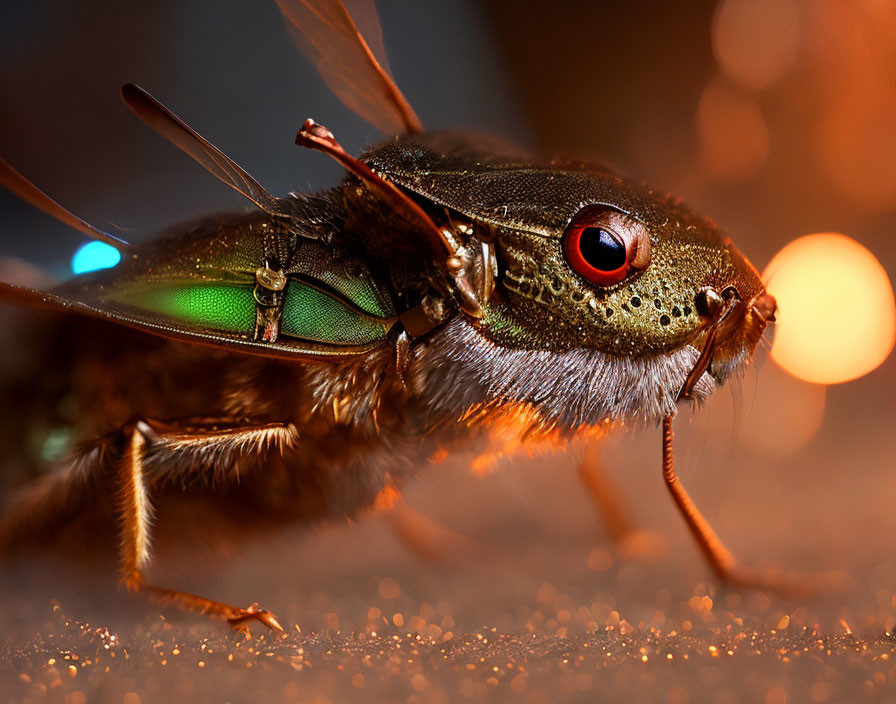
[117,420,296,632]
[577,438,632,543]
[380,493,477,566]
[0,418,296,631]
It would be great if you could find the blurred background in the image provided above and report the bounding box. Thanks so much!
[1,1,896,701]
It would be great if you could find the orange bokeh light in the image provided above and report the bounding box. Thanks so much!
[764,234,896,385]
[711,0,800,91]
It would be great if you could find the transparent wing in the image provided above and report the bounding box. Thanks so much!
[276,0,422,135]
[120,84,284,217]
[0,158,131,250]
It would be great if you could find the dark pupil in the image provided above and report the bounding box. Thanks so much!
[579,227,626,271]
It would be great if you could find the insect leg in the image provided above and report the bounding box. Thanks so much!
[381,496,476,566]
[577,438,633,544]
[0,420,294,555]
[387,326,411,389]
[118,420,292,632]
[578,438,667,562]
[660,416,737,579]
[661,416,813,596]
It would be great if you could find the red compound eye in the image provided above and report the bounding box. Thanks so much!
[562,206,651,286]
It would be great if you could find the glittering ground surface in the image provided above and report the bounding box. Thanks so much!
[2,369,896,704]
[3,609,896,704]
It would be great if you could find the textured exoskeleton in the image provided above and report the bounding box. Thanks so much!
[0,0,780,629]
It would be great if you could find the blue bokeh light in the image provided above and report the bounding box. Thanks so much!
[71,241,121,275]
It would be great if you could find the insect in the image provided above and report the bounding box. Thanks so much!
[0,0,778,631]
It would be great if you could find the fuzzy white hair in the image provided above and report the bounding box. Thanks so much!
[413,317,726,431]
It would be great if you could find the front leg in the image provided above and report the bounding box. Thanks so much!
[118,420,296,632]
[661,416,811,597]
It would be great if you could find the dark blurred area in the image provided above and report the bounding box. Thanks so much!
[2,1,896,702]
[3,0,895,277]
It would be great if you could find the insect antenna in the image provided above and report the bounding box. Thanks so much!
[275,0,422,135]
[0,157,132,250]
[295,119,483,317]
[120,84,286,220]
[295,120,448,253]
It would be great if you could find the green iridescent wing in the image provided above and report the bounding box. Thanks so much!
[2,217,398,360]
[109,277,395,348]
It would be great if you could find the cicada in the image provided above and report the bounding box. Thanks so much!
[0,0,778,631]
